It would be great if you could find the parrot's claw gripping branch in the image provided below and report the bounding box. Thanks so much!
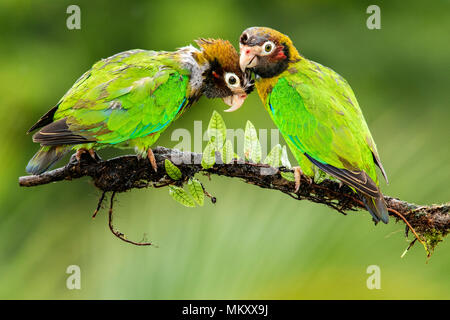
[18,147,449,255]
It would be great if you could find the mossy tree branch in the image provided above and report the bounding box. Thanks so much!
[18,146,449,255]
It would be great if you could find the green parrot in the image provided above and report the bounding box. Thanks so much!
[239,27,389,224]
[27,39,253,174]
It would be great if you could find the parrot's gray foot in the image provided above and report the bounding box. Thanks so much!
[147,148,158,172]
[293,166,312,193]
[74,148,101,163]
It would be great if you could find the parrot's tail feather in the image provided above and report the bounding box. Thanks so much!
[361,193,389,225]
[304,153,380,198]
[26,146,71,175]
[303,153,389,224]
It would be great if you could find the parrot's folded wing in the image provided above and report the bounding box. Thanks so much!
[269,65,382,185]
[27,106,59,133]
[31,50,190,146]
[32,118,93,146]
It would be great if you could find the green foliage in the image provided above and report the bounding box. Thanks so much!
[169,185,196,208]
[263,144,282,167]
[423,229,446,258]
[207,110,227,151]
[164,159,182,180]
[244,121,262,163]
[188,178,204,206]
[201,110,228,169]
[277,146,295,182]
[280,172,296,182]
[201,140,216,169]
[313,168,328,184]
[222,139,234,164]
[281,146,292,168]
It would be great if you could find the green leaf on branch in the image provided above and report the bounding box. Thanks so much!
[221,139,234,164]
[281,145,292,168]
[169,185,196,207]
[207,110,227,150]
[263,144,282,167]
[244,121,262,163]
[164,159,182,180]
[188,178,204,206]
[314,168,328,184]
[201,140,216,169]
[281,171,295,182]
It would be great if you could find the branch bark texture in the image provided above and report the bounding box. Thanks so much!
[19,147,449,254]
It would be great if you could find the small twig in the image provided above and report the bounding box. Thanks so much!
[153,181,172,188]
[92,191,106,218]
[401,238,418,258]
[351,195,426,250]
[201,183,216,204]
[388,207,427,252]
[108,191,153,246]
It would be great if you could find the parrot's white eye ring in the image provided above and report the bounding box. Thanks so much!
[225,73,240,88]
[261,41,276,55]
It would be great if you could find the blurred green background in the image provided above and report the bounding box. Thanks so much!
[0,0,449,299]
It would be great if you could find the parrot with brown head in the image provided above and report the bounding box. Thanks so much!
[26,39,253,174]
[239,27,389,224]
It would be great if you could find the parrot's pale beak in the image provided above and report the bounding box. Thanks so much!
[239,45,261,72]
[222,94,248,112]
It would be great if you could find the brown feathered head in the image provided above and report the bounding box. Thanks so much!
[195,38,254,112]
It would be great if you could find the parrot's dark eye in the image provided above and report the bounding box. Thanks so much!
[225,73,240,88]
[240,33,248,44]
[261,41,275,55]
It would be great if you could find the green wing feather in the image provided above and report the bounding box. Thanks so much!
[268,59,386,185]
[266,59,388,223]
[51,50,189,145]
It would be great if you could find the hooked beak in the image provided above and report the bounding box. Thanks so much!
[239,45,260,72]
[222,94,248,112]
